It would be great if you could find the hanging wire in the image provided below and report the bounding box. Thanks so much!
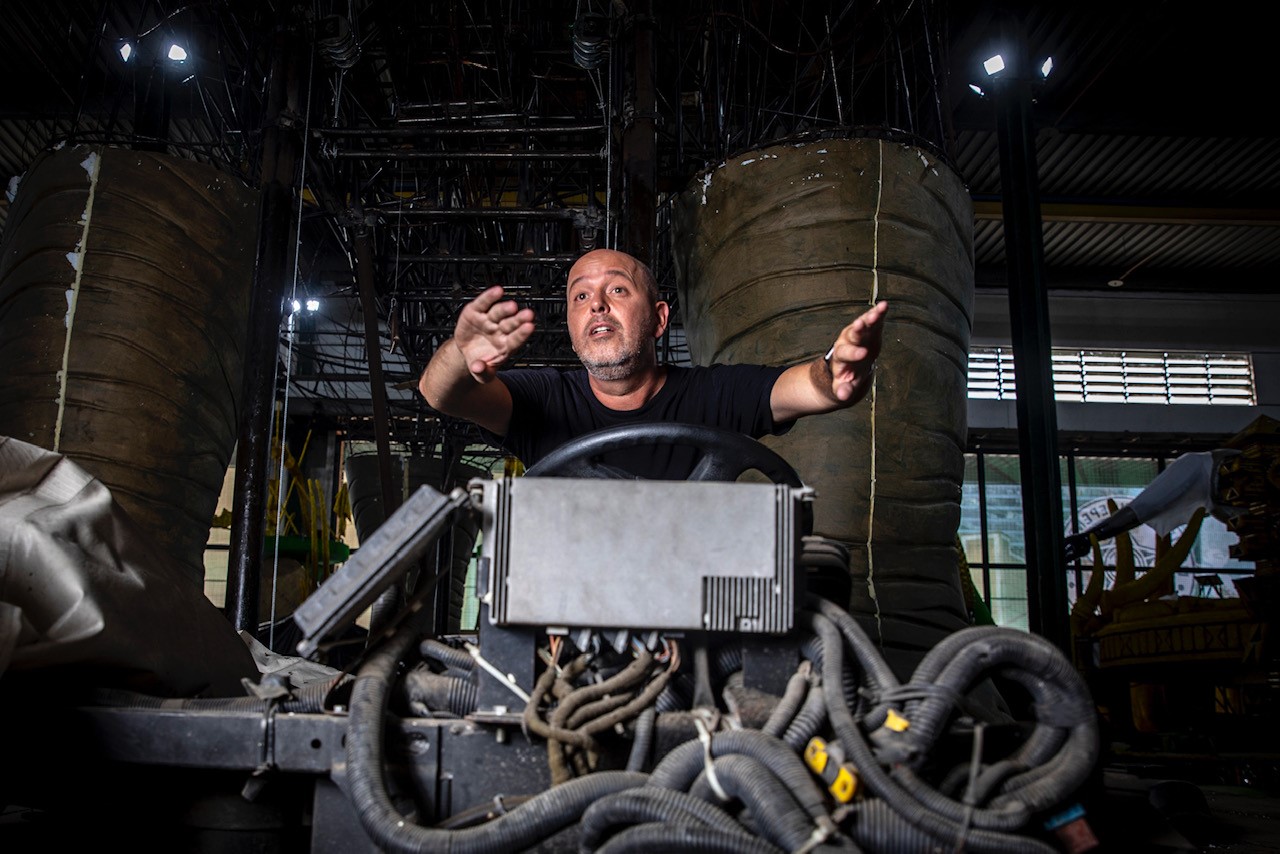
[600,59,612,248]
[388,160,405,356]
[585,7,613,251]
[267,28,318,651]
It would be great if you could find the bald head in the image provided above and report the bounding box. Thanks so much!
[567,249,659,303]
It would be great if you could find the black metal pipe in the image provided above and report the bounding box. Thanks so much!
[351,225,400,525]
[989,13,1069,652]
[378,207,579,220]
[325,150,602,160]
[394,254,578,264]
[226,23,304,634]
[621,1,657,264]
[398,99,506,110]
[316,124,605,137]
[291,372,416,383]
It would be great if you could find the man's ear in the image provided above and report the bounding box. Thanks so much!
[653,300,670,338]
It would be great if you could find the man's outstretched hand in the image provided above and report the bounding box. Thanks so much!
[454,286,536,383]
[827,300,888,402]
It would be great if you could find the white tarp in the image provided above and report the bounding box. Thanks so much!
[0,435,258,697]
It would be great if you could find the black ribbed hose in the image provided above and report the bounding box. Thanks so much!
[687,753,824,852]
[807,609,1058,854]
[647,729,833,832]
[626,706,657,772]
[761,662,812,738]
[808,595,900,695]
[402,667,478,717]
[901,628,1085,753]
[581,785,763,848]
[595,822,785,854]
[847,799,951,853]
[781,679,829,750]
[344,612,647,852]
[420,638,475,674]
[891,629,1100,816]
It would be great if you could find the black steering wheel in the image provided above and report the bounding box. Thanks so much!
[522,422,804,487]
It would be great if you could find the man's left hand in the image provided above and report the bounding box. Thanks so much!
[827,300,888,402]
[769,300,889,423]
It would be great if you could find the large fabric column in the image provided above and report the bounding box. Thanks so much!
[0,144,259,588]
[672,135,974,673]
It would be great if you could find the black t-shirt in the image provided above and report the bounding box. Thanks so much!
[481,364,792,480]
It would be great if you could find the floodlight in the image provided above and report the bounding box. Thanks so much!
[291,298,303,313]
[1041,56,1054,78]
[305,298,321,312]
[968,83,985,97]
[167,44,188,62]
[983,54,1005,76]
[119,42,133,62]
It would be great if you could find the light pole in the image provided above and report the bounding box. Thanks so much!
[978,18,1070,651]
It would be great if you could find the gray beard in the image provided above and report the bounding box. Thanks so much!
[575,336,652,381]
[578,351,641,381]
[573,321,657,381]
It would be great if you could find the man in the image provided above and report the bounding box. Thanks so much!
[419,248,887,479]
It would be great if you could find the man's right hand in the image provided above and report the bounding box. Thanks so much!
[419,286,535,436]
[455,286,537,383]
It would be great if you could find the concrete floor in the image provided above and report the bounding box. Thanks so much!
[1088,768,1280,852]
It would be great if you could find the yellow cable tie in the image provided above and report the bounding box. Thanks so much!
[804,737,830,774]
[829,766,858,803]
[884,709,910,732]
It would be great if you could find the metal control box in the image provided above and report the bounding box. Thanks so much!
[474,477,812,634]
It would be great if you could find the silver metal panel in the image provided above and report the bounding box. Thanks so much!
[477,478,805,632]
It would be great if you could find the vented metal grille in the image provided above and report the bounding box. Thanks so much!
[969,347,1255,405]
[702,578,788,632]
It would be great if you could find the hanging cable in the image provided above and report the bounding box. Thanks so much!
[267,31,317,651]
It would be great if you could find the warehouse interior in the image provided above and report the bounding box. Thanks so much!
[1,1,1277,851]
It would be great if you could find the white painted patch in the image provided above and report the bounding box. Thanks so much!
[700,172,712,205]
[866,138,886,642]
[740,158,756,166]
[56,148,103,451]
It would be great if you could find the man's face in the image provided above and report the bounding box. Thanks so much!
[566,250,669,381]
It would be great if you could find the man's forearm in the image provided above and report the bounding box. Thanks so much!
[419,338,467,411]
[419,339,513,435]
[771,352,876,423]
[771,301,886,422]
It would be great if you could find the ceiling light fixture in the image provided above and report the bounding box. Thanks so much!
[971,49,1057,99]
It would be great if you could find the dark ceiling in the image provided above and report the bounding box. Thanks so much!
[1,1,1276,451]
